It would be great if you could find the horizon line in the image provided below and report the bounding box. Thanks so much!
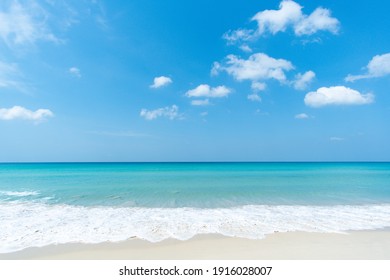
[1,161,389,164]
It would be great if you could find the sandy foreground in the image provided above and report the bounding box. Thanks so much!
[1,230,390,260]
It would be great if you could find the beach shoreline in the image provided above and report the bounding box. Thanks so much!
[2,229,390,260]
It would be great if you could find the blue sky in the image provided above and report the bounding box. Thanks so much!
[0,0,389,162]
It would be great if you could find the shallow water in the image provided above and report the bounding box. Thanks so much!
[1,162,390,253]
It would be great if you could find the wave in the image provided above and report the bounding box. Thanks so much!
[1,202,390,253]
[0,191,40,197]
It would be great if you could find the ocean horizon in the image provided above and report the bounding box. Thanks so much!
[1,162,390,253]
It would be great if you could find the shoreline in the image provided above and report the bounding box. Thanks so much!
[2,230,390,260]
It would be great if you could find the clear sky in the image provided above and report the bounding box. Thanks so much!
[0,0,389,162]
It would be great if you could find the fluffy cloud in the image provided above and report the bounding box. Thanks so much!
[140,105,181,120]
[293,70,315,90]
[191,99,210,106]
[294,113,309,119]
[252,0,302,35]
[186,84,231,98]
[294,7,340,36]
[345,53,390,82]
[304,86,374,107]
[253,0,340,36]
[213,53,294,82]
[247,94,261,102]
[69,67,81,78]
[150,76,172,88]
[0,106,54,122]
[224,0,339,44]
[213,53,313,96]
[0,1,59,46]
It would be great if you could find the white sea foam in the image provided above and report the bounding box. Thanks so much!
[0,191,39,197]
[1,202,390,253]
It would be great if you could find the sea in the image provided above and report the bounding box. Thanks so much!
[1,162,390,253]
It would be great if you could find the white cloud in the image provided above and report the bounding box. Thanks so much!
[301,37,322,45]
[247,94,261,102]
[293,70,315,90]
[223,28,254,44]
[0,106,53,122]
[255,109,269,116]
[252,0,302,35]
[304,86,374,107]
[213,53,314,94]
[47,0,110,31]
[191,99,210,106]
[251,81,266,91]
[239,44,252,53]
[69,67,81,78]
[345,53,390,82]
[140,105,181,120]
[0,61,25,91]
[294,113,309,119]
[294,7,340,36]
[213,53,294,83]
[150,76,172,89]
[0,1,59,46]
[186,84,231,98]
[330,137,344,141]
[210,62,221,76]
[90,0,109,30]
[224,0,339,44]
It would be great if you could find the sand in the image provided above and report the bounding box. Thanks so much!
[1,230,390,260]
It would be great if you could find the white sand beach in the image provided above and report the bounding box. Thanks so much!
[2,230,390,260]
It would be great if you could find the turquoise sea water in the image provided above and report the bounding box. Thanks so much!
[1,162,390,253]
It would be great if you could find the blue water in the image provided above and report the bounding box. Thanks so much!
[1,162,390,207]
[1,162,390,253]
